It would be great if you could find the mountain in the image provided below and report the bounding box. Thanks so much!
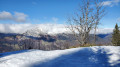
[23,26,47,37]
[97,34,110,38]
[23,26,112,45]
[0,25,113,53]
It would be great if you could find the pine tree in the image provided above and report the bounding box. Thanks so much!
[112,24,120,46]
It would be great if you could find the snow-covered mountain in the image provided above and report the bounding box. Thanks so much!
[23,26,47,37]
[0,46,120,67]
[22,24,70,37]
[0,24,113,45]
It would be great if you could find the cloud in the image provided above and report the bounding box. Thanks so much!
[14,12,28,22]
[52,17,58,22]
[117,17,120,22]
[102,1,112,6]
[0,11,28,22]
[0,11,13,20]
[0,24,113,34]
[102,0,120,7]
[90,28,113,34]
[0,24,33,33]
[32,2,37,5]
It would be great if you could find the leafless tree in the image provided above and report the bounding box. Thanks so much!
[67,0,105,46]
[93,0,106,44]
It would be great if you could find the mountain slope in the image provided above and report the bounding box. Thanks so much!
[0,46,120,67]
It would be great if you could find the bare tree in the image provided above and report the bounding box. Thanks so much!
[93,0,106,44]
[67,0,105,46]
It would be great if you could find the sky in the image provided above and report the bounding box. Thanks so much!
[0,0,120,29]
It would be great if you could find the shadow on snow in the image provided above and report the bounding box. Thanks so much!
[0,50,31,58]
[29,47,118,67]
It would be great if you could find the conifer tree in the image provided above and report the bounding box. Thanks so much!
[112,24,120,46]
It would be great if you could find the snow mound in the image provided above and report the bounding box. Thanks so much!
[0,46,120,67]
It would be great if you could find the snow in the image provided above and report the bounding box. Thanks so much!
[0,46,120,67]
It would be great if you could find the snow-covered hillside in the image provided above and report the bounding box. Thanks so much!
[0,46,120,67]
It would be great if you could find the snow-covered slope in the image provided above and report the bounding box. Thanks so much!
[0,46,120,67]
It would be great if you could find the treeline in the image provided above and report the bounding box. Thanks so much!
[112,24,120,46]
[0,32,114,53]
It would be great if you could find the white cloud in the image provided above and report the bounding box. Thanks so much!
[14,12,28,22]
[90,28,113,34]
[52,17,58,22]
[0,24,33,33]
[117,17,120,22]
[0,11,28,22]
[32,2,37,5]
[0,11,13,20]
[43,17,47,19]
[102,0,120,7]
[0,24,113,34]
[102,1,112,6]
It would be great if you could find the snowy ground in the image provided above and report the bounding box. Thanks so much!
[0,46,120,67]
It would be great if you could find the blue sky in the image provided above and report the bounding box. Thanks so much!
[0,0,120,28]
